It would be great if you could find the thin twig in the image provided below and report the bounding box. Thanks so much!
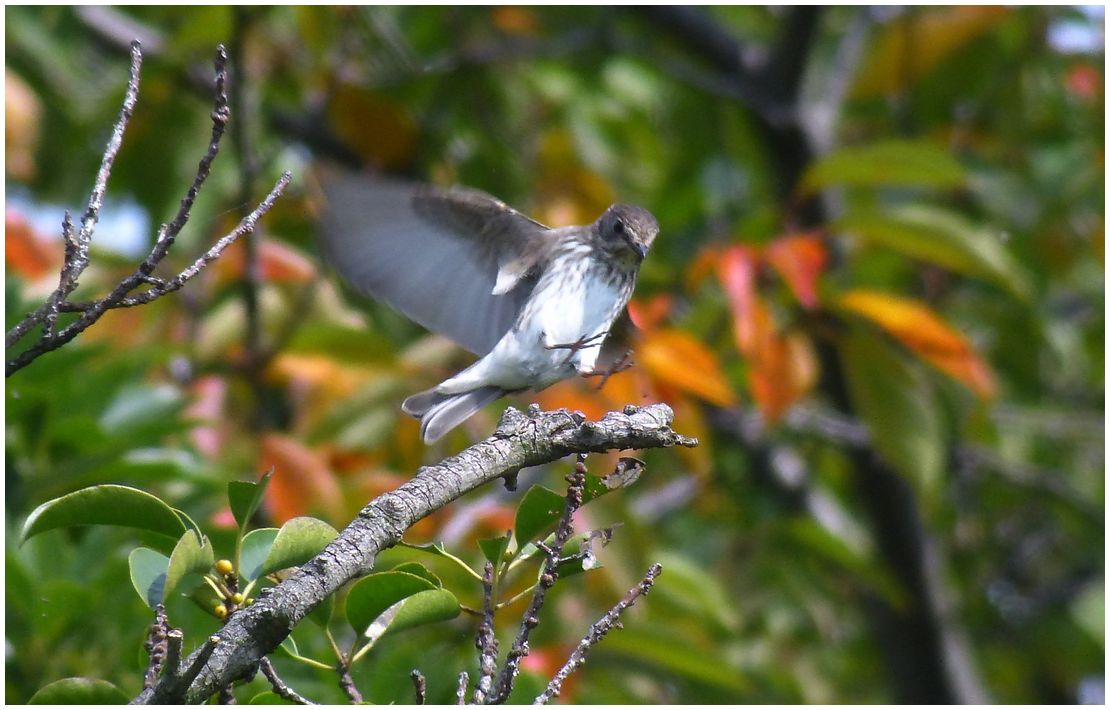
[535,563,663,705]
[456,671,469,705]
[6,41,142,349]
[259,657,315,705]
[57,172,292,313]
[142,604,172,690]
[164,630,184,680]
[336,656,363,704]
[472,562,499,704]
[6,43,289,377]
[410,669,427,705]
[489,455,588,703]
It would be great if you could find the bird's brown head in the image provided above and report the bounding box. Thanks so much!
[597,204,659,265]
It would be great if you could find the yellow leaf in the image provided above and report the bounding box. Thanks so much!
[838,289,995,398]
[638,329,737,407]
[852,7,1009,99]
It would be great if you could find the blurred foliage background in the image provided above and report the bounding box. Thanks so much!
[5,5,1104,704]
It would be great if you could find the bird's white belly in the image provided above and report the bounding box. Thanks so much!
[438,268,623,393]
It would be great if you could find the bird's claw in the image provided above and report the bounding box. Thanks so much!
[544,331,609,367]
[580,350,634,390]
[544,330,608,353]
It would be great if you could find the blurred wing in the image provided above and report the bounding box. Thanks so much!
[318,175,551,355]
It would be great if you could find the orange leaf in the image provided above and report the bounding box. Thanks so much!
[217,239,316,284]
[627,294,672,333]
[685,244,726,292]
[638,328,737,407]
[261,434,345,524]
[749,331,819,423]
[5,209,57,280]
[716,245,767,357]
[839,289,995,398]
[491,6,538,35]
[534,379,609,422]
[765,232,827,308]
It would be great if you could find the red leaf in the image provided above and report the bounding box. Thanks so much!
[765,232,827,308]
[716,245,765,356]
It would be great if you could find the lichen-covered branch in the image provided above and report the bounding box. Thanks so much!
[134,403,696,704]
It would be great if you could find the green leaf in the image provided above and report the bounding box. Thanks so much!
[391,562,442,587]
[20,485,187,544]
[272,635,300,661]
[228,470,273,532]
[800,139,966,194]
[514,485,565,547]
[164,529,214,602]
[259,517,338,578]
[506,670,548,705]
[397,541,450,557]
[345,571,436,634]
[189,580,224,618]
[380,588,460,638]
[478,533,511,565]
[782,519,906,607]
[840,327,944,497]
[598,628,750,694]
[99,383,185,434]
[248,691,297,705]
[128,547,169,609]
[28,678,130,704]
[834,204,1032,300]
[241,528,279,581]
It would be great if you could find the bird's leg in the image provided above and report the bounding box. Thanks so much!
[580,349,635,390]
[544,331,608,366]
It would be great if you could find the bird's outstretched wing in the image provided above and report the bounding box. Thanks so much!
[318,174,552,355]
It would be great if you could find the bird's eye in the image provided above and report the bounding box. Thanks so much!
[613,219,625,235]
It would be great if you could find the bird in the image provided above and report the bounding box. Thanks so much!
[317,174,659,443]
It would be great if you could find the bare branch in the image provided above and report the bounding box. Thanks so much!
[456,672,469,705]
[6,43,291,377]
[472,562,500,704]
[410,669,427,705]
[336,656,363,704]
[134,403,696,704]
[142,604,172,691]
[490,456,587,703]
[259,657,315,705]
[6,41,142,350]
[535,563,663,705]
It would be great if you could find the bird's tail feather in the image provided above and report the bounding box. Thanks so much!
[402,386,504,443]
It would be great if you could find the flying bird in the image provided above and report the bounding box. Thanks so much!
[318,175,659,443]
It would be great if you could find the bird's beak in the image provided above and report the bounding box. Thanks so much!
[623,233,647,260]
